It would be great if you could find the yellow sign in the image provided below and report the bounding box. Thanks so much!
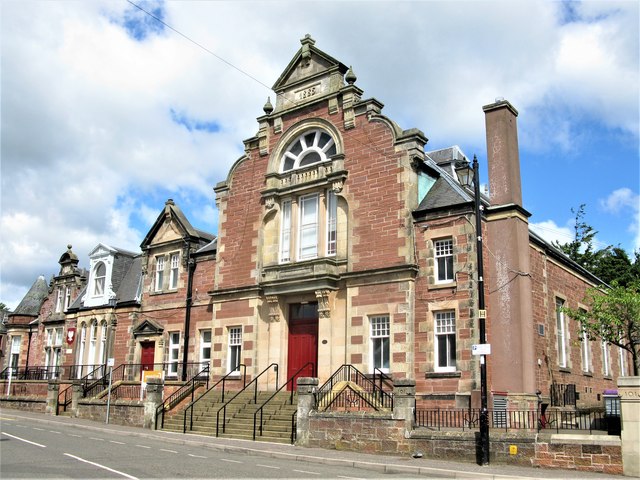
[509,445,518,455]
[142,370,163,382]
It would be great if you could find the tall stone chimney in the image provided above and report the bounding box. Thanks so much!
[483,99,536,405]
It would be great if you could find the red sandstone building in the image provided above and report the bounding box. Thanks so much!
[2,37,630,415]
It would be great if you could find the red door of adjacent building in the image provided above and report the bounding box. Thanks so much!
[287,303,318,390]
[140,341,155,378]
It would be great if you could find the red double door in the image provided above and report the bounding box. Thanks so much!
[287,303,318,390]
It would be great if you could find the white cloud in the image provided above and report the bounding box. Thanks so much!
[1,0,638,309]
[529,220,574,247]
[600,188,640,251]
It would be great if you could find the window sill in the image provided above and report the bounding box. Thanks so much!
[559,367,572,374]
[582,371,593,377]
[430,282,457,290]
[425,371,461,379]
[149,289,179,296]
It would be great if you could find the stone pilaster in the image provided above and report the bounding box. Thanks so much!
[618,376,640,477]
[392,378,416,434]
[45,381,59,415]
[296,377,318,446]
[71,382,84,417]
[144,377,164,429]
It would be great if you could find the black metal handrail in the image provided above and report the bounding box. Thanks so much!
[316,364,393,411]
[373,367,393,394]
[216,363,278,437]
[414,407,614,434]
[291,409,297,444]
[183,364,248,433]
[252,362,314,440]
[56,365,105,415]
[155,365,210,429]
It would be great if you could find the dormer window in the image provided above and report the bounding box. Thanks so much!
[94,262,106,296]
[281,129,336,173]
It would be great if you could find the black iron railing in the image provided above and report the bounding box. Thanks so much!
[316,364,393,411]
[56,365,105,415]
[216,363,278,437]
[252,362,314,441]
[415,408,614,434]
[155,365,210,429]
[183,365,248,433]
[0,365,62,380]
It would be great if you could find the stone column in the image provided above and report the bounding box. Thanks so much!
[618,376,640,477]
[45,381,59,415]
[71,382,84,417]
[393,378,416,434]
[143,377,164,429]
[296,377,318,446]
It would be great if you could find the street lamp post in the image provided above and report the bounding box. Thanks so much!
[456,155,490,466]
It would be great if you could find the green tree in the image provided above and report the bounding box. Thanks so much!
[564,282,640,376]
[554,204,607,273]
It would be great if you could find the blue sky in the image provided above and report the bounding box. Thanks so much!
[1,0,638,309]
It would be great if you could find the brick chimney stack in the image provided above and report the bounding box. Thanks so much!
[482,99,536,405]
[483,99,522,207]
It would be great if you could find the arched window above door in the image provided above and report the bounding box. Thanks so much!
[280,129,336,173]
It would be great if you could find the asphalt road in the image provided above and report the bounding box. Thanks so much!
[0,414,424,479]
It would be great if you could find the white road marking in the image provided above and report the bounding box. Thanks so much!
[220,458,242,463]
[49,430,61,434]
[188,454,207,458]
[64,453,139,480]
[338,477,365,480]
[32,427,44,431]
[256,464,280,469]
[109,440,126,445]
[1,431,46,448]
[135,444,151,449]
[160,449,177,453]
[69,434,81,438]
[89,437,104,441]
[293,469,320,475]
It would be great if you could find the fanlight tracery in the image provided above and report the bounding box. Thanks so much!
[281,129,336,173]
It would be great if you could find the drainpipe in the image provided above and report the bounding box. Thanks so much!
[181,252,196,382]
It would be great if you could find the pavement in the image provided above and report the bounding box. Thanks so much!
[0,407,623,479]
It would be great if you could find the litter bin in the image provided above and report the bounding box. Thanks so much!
[603,390,621,436]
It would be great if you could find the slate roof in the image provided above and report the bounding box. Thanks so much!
[115,255,142,304]
[195,238,217,255]
[10,276,49,318]
[415,153,473,213]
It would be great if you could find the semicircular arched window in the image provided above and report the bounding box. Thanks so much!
[281,129,337,173]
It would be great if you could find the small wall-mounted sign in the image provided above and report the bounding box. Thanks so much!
[509,445,518,455]
[472,344,491,356]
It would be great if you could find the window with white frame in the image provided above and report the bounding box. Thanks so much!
[88,321,98,369]
[601,339,611,376]
[434,311,456,372]
[98,322,107,366]
[434,238,454,283]
[280,129,336,173]
[94,262,106,296]
[299,194,319,259]
[155,256,165,292]
[618,347,627,376]
[77,324,87,378]
[44,327,63,378]
[279,190,337,264]
[370,315,390,373]
[580,318,591,373]
[55,287,64,313]
[10,336,21,374]
[555,298,567,368]
[64,286,71,310]
[168,332,180,376]
[169,253,180,289]
[228,327,242,373]
[326,190,337,256]
[200,330,211,367]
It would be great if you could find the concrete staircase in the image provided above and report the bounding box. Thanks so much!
[161,388,297,444]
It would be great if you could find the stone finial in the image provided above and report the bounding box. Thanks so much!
[345,66,357,85]
[165,199,175,206]
[300,34,315,65]
[263,96,274,115]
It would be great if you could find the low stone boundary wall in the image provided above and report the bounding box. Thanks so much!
[0,397,46,413]
[76,399,144,427]
[536,434,622,475]
[0,380,49,398]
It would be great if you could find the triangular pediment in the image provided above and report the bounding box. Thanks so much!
[88,243,117,258]
[272,35,348,93]
[141,199,198,249]
[132,318,164,337]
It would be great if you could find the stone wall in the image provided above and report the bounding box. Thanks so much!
[0,397,46,412]
[76,399,144,427]
[535,434,622,475]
